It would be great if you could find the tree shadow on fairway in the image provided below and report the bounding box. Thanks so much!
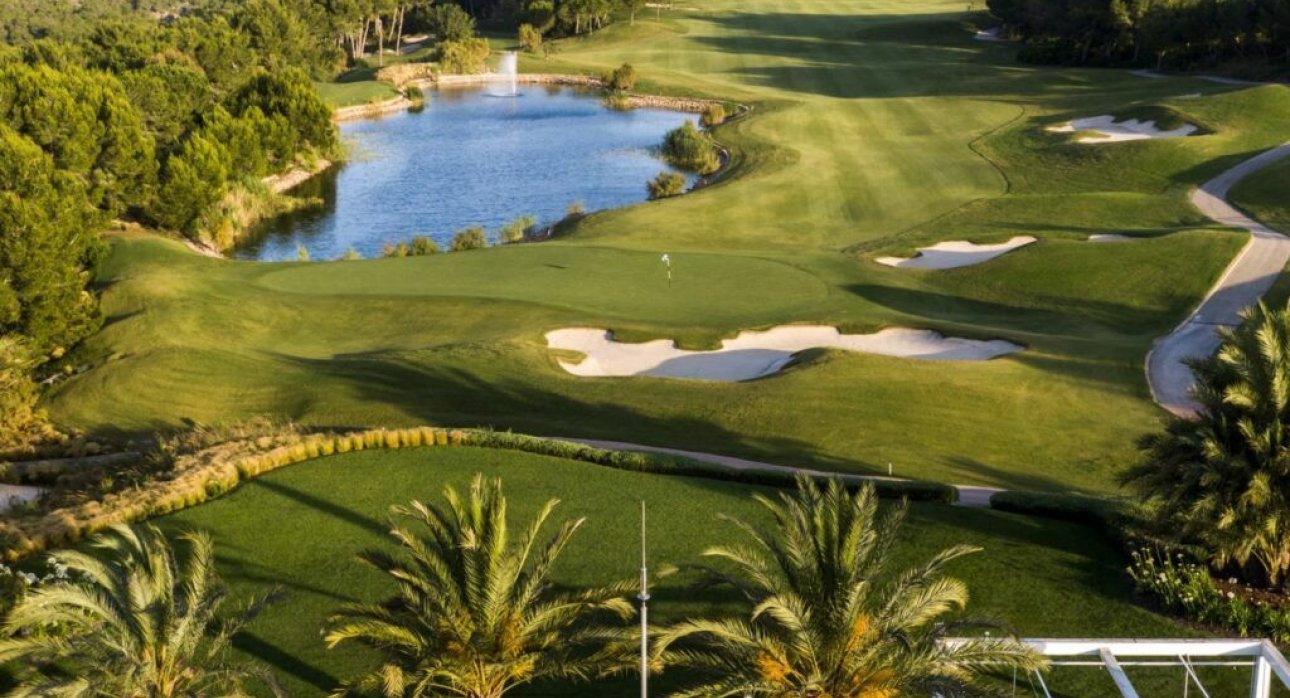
[845,283,1168,345]
[943,455,1117,496]
[277,351,881,478]
[686,11,1085,100]
[251,478,389,537]
[233,632,341,693]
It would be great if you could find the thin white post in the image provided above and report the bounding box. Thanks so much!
[639,501,649,698]
[1251,656,1272,698]
[1099,648,1141,698]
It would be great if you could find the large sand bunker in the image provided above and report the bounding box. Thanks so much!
[875,236,1036,269]
[546,325,1023,381]
[1049,115,1198,143]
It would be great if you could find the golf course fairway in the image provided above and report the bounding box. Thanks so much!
[48,0,1290,494]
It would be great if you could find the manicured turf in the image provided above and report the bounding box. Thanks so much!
[1231,155,1290,234]
[50,0,1290,493]
[313,79,400,108]
[157,447,1227,698]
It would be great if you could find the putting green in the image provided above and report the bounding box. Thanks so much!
[48,0,1290,492]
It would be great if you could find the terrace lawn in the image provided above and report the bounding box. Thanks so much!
[49,0,1290,493]
[158,446,1227,698]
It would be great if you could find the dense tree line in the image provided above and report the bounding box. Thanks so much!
[0,1,339,444]
[987,0,1290,73]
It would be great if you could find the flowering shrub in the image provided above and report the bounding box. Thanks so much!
[0,558,76,617]
[1128,547,1290,642]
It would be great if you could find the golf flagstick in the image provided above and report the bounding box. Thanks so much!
[661,253,671,288]
[639,500,649,698]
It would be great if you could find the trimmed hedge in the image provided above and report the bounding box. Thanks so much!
[989,490,1128,529]
[0,427,955,560]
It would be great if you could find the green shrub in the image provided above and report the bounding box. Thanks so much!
[519,23,543,53]
[410,235,440,255]
[603,63,637,92]
[700,102,727,127]
[647,171,686,199]
[450,226,489,251]
[565,201,586,218]
[439,38,491,74]
[405,84,425,105]
[499,215,536,244]
[661,120,720,174]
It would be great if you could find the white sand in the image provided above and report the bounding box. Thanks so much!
[875,236,1036,269]
[1088,233,1134,242]
[546,325,1023,381]
[974,27,1009,42]
[1048,115,1198,143]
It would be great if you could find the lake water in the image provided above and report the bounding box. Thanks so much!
[237,85,696,261]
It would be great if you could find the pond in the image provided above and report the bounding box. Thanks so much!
[236,85,697,261]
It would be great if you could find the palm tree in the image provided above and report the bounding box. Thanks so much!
[1125,301,1290,588]
[325,474,635,698]
[653,476,1044,698]
[0,523,281,697]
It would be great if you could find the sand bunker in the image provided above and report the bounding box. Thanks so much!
[1088,233,1134,242]
[974,27,1009,42]
[1048,115,1198,143]
[546,325,1023,381]
[875,236,1036,269]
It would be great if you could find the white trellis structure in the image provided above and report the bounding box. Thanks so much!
[944,639,1290,698]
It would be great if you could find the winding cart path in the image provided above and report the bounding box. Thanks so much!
[1147,143,1290,416]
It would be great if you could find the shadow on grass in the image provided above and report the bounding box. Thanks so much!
[279,353,879,478]
[234,632,340,693]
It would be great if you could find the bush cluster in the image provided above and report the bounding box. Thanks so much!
[450,226,489,251]
[438,38,491,74]
[382,235,442,257]
[661,120,720,174]
[700,102,726,127]
[519,23,543,53]
[647,171,686,199]
[603,62,636,92]
[1128,547,1290,642]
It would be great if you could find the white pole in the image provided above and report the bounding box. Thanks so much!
[639,500,649,698]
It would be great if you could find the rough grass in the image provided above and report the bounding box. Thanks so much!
[50,0,1290,493]
[156,447,1230,698]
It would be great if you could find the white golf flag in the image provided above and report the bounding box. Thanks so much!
[661,253,671,267]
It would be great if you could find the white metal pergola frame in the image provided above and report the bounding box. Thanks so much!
[944,639,1290,698]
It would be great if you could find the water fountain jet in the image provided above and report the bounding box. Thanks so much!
[493,51,519,98]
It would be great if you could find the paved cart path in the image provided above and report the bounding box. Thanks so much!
[1147,143,1290,416]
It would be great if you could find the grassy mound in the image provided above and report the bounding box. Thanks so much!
[156,446,1220,697]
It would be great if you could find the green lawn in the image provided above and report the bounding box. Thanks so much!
[157,447,1228,698]
[1231,154,1290,234]
[313,79,400,108]
[50,0,1290,493]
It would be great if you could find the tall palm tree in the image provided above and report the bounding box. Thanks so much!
[653,476,1044,698]
[0,523,281,698]
[325,474,635,698]
[1126,301,1290,588]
